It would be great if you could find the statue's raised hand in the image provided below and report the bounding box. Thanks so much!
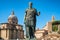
[37,11,40,16]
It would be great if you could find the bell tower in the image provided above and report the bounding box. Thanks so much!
[52,16,55,22]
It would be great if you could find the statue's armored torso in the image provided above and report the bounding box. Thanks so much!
[26,8,36,20]
[25,8,36,26]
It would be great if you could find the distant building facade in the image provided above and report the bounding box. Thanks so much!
[0,11,24,40]
[35,16,60,40]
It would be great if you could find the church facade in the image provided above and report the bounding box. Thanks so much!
[0,11,24,40]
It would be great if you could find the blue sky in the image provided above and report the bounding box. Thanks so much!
[0,0,60,30]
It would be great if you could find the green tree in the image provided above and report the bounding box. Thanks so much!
[52,25,58,32]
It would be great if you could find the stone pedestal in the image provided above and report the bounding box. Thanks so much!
[25,37,36,40]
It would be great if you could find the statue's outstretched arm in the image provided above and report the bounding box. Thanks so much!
[35,9,40,16]
[36,10,40,16]
[37,11,40,16]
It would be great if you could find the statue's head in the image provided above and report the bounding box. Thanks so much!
[29,2,32,9]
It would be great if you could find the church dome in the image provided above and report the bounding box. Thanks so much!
[8,11,18,24]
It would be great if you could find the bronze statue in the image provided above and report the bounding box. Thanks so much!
[24,2,40,39]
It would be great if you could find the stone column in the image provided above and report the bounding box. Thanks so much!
[13,29,17,39]
[47,22,52,34]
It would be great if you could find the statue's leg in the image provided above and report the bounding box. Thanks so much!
[29,26,36,40]
[26,26,30,38]
[34,22,36,32]
[32,26,35,38]
[34,25,36,32]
